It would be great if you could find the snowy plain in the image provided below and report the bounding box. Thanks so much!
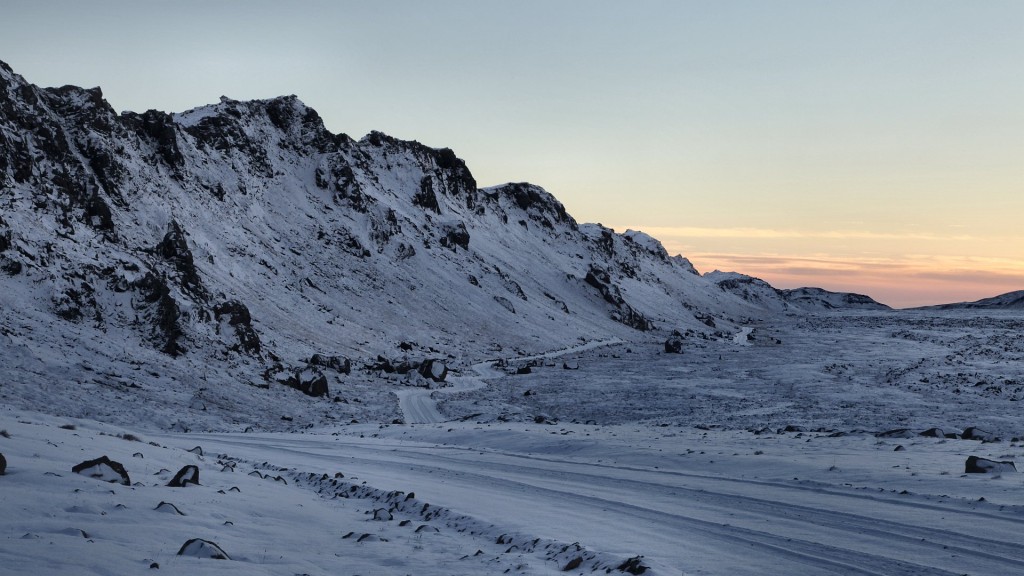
[3,310,1024,576]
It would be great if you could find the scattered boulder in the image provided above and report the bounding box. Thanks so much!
[373,508,393,521]
[664,330,684,354]
[417,358,448,383]
[918,428,945,438]
[965,456,1016,474]
[72,456,130,485]
[167,465,200,487]
[562,361,579,370]
[308,354,351,374]
[266,365,331,397]
[176,538,230,560]
[962,427,999,442]
[0,452,5,475]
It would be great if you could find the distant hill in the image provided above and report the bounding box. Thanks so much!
[916,290,1024,310]
[704,272,891,312]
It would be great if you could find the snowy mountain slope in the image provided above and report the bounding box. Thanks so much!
[916,290,1024,310]
[0,60,775,428]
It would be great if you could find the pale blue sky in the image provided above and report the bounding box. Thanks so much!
[3,1,1022,306]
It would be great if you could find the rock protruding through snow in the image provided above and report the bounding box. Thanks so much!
[71,456,130,485]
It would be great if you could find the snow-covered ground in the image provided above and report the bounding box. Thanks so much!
[2,310,1024,575]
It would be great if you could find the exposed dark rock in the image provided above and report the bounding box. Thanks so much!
[264,364,330,397]
[493,295,516,314]
[131,272,185,356]
[414,176,441,213]
[918,428,945,438]
[213,300,261,354]
[439,221,470,251]
[962,427,999,442]
[167,465,200,487]
[155,220,205,298]
[0,452,6,475]
[417,358,448,383]
[695,313,716,328]
[563,556,583,571]
[965,456,1016,474]
[123,109,184,169]
[584,265,652,331]
[308,354,351,374]
[296,367,330,397]
[154,501,185,515]
[617,556,650,574]
[72,456,130,485]
[664,330,684,354]
[176,538,230,560]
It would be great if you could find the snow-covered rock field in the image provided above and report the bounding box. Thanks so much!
[3,310,1024,576]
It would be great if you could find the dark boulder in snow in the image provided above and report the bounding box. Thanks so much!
[919,428,945,438]
[664,330,684,354]
[0,452,5,475]
[296,368,330,397]
[373,508,393,521]
[962,427,999,442]
[72,456,130,485]
[167,465,200,487]
[177,538,230,560]
[266,365,330,397]
[965,456,1016,474]
[417,358,448,383]
[308,354,351,374]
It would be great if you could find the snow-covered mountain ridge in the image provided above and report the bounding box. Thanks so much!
[0,60,888,427]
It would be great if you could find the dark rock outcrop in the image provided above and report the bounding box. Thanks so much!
[213,300,261,355]
[0,452,6,475]
[664,330,684,354]
[72,456,130,485]
[584,265,652,331]
[155,220,205,298]
[308,354,351,374]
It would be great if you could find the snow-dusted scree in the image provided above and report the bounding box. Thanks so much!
[2,60,1024,575]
